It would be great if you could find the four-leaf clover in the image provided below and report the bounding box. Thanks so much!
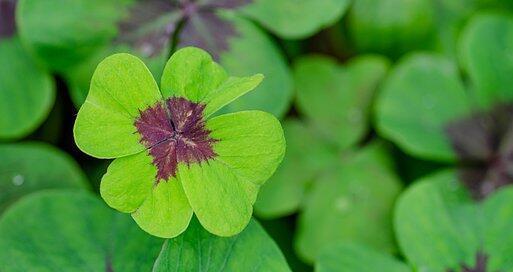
[74,47,285,238]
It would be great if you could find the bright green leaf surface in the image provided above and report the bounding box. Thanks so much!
[208,111,285,186]
[74,53,161,158]
[459,13,513,108]
[153,217,291,272]
[161,47,228,102]
[0,142,88,213]
[218,13,294,118]
[295,54,390,150]
[203,74,264,118]
[375,53,472,162]
[316,243,411,272]
[348,0,436,58]
[0,190,162,271]
[0,37,54,140]
[255,119,337,219]
[17,0,129,72]
[296,142,402,263]
[179,111,285,236]
[132,178,193,239]
[242,0,349,39]
[100,151,155,213]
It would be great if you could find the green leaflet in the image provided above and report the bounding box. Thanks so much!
[295,142,402,263]
[316,243,411,272]
[242,0,349,39]
[294,54,390,150]
[0,190,162,271]
[0,142,88,213]
[375,53,472,162]
[0,37,55,140]
[459,13,513,109]
[395,169,513,271]
[161,47,264,117]
[153,217,291,272]
[180,111,285,236]
[74,53,161,158]
[74,47,286,238]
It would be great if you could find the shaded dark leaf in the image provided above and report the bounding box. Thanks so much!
[178,10,238,60]
[116,0,179,58]
[0,0,16,39]
[446,104,513,199]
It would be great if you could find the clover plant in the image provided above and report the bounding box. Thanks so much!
[73,47,285,238]
[0,0,55,140]
[376,13,513,200]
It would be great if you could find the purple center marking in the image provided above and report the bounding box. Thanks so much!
[0,0,16,39]
[135,97,217,182]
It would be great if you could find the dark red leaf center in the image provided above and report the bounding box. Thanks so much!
[135,97,217,182]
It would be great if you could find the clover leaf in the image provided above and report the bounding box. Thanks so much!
[73,47,285,238]
[0,190,162,271]
[0,142,89,213]
[242,0,350,39]
[460,13,513,109]
[376,53,472,162]
[153,217,291,271]
[295,141,402,263]
[395,170,513,271]
[315,243,410,272]
[0,0,55,140]
[295,54,390,149]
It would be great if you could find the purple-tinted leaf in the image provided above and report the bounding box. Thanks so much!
[447,104,513,200]
[448,251,488,272]
[178,10,238,60]
[135,97,217,182]
[116,0,180,58]
[0,0,16,39]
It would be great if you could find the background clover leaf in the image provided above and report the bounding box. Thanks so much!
[0,142,89,213]
[375,53,472,162]
[153,217,291,272]
[0,190,163,271]
[460,13,513,109]
[241,0,350,39]
[295,54,390,150]
[295,141,402,263]
[395,170,513,271]
[0,36,54,140]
